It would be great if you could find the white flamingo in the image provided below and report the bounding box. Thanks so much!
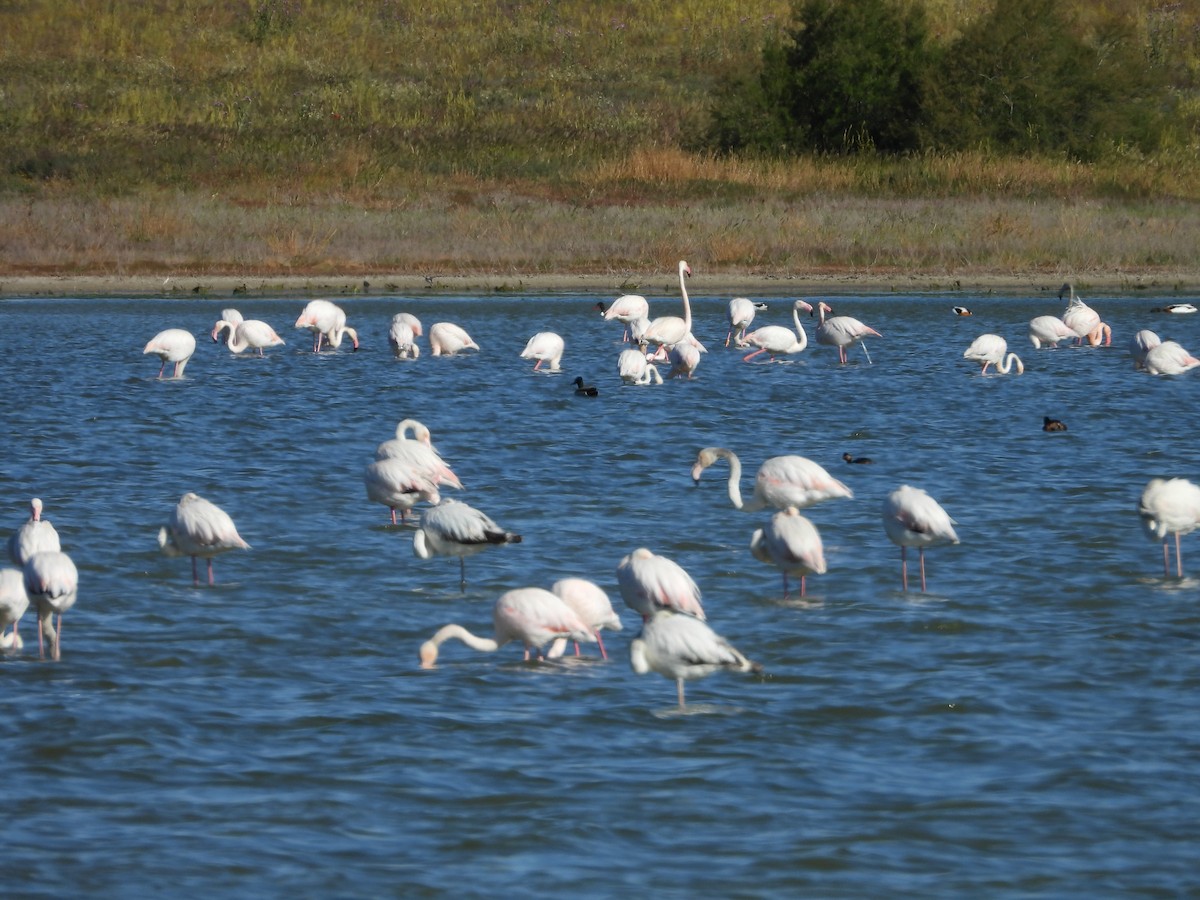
[294,299,359,352]
[750,506,826,599]
[1060,283,1111,346]
[412,498,522,589]
[630,609,761,710]
[882,485,960,592]
[143,328,197,378]
[963,334,1024,374]
[211,318,286,356]
[212,308,244,344]
[374,419,463,490]
[428,322,479,356]
[667,341,700,379]
[364,457,441,525]
[726,298,768,347]
[616,547,705,621]
[23,550,77,660]
[520,332,565,372]
[8,498,61,566]
[388,317,420,359]
[391,312,423,337]
[814,301,881,364]
[1139,477,1200,578]
[617,348,663,385]
[740,300,814,362]
[640,261,694,353]
[1143,340,1200,375]
[419,587,595,667]
[691,447,853,512]
[0,568,29,650]
[596,295,650,342]
[1028,315,1076,349]
[549,577,623,659]
[1129,329,1161,370]
[158,492,251,586]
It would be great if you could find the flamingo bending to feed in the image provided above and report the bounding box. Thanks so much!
[520,332,565,372]
[882,485,960,592]
[412,498,522,590]
[375,419,463,490]
[963,334,1024,374]
[0,568,29,650]
[294,299,359,352]
[630,609,762,710]
[428,322,479,356]
[616,547,705,621]
[364,458,441,525]
[1143,340,1200,375]
[814,301,881,364]
[618,348,663,385]
[740,300,814,362]
[1129,330,1161,370]
[1028,315,1076,349]
[750,506,826,599]
[419,587,595,668]
[1139,477,1200,578]
[23,550,77,660]
[8,498,61,566]
[640,261,695,354]
[549,577,623,659]
[389,320,419,359]
[211,318,286,356]
[213,308,244,344]
[726,298,768,347]
[158,492,251,586]
[691,447,853,512]
[667,341,700,379]
[596,295,650,342]
[144,328,197,378]
[1060,283,1111,346]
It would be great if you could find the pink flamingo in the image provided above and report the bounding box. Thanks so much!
[428,322,479,356]
[1139,477,1200,577]
[1129,329,1161,370]
[23,549,77,660]
[8,498,61,566]
[882,485,960,592]
[740,300,814,362]
[814,301,881,364]
[616,547,705,621]
[750,506,827,598]
[1143,340,1200,375]
[617,348,663,385]
[630,609,761,710]
[549,577,623,659]
[596,295,650,342]
[1028,315,1076,349]
[0,568,29,650]
[211,318,286,356]
[374,419,463,491]
[158,493,251,586]
[667,341,700,379]
[691,447,853,512]
[726,298,768,347]
[364,457,441,525]
[641,261,695,353]
[143,328,197,378]
[520,332,565,372]
[1060,283,1111,346]
[963,334,1024,374]
[294,299,358,352]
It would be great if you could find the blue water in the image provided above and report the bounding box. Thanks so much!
[1,288,1198,898]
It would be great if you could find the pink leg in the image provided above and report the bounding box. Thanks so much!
[1176,533,1184,578]
[742,348,766,362]
[1162,539,1171,578]
[54,614,62,660]
[800,574,807,597]
[192,556,200,586]
[157,361,167,378]
[207,558,216,586]
[900,546,909,591]
[919,549,928,592]
[37,616,45,659]
[390,507,398,525]
[594,632,608,660]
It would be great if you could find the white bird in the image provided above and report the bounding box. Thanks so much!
[1028,315,1076,349]
[388,318,420,359]
[8,497,61,566]
[691,447,853,512]
[391,312,423,337]
[882,485,960,592]
[963,333,1024,374]
[213,308,244,344]
[814,301,881,364]
[596,295,650,342]
[1060,282,1111,346]
[750,506,827,599]
[740,300,814,362]
[0,568,29,650]
[23,550,77,660]
[364,457,441,525]
[616,547,705,621]
[630,609,761,710]
[412,498,522,589]
[294,299,359,352]
[158,492,251,586]
[419,587,595,667]
[617,348,663,385]
[1139,478,1200,578]
[1143,340,1200,376]
[1151,303,1198,314]
[667,341,701,379]
[374,419,463,490]
[726,298,768,347]
[211,318,286,356]
[520,332,565,372]
[143,328,197,378]
[1129,329,1161,370]
[549,577,623,659]
[640,261,695,352]
[428,322,479,356]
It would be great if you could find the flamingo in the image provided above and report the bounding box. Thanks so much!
[596,295,650,342]
[213,308,244,344]
[618,348,663,385]
[572,377,599,397]
[1143,340,1200,375]
[882,485,960,592]
[211,318,286,356]
[0,568,29,650]
[143,328,197,378]
[667,341,701,379]
[1129,329,1161,370]
[630,609,761,710]
[740,300,814,362]
[1060,283,1110,346]
[691,447,853,512]
[158,492,251,586]
[726,298,768,347]
[391,312,423,337]
[8,498,61,566]
[963,334,1024,374]
[419,587,595,667]
[23,550,77,660]
[640,261,694,353]
[374,419,463,490]
[364,457,441,525]
[412,498,522,590]
[615,547,705,621]
[294,299,358,352]
[428,322,479,356]
[814,301,881,364]
[549,577,623,659]
[1028,315,1076,349]
[388,318,420,359]
[750,506,826,599]
[1138,477,1200,578]
[520,332,565,372]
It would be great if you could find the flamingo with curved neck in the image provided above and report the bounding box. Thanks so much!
[211,319,286,356]
[691,447,853,512]
[640,261,693,351]
[740,300,814,362]
[814,301,881,364]
[963,334,1024,374]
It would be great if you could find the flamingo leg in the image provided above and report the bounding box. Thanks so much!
[37,615,44,659]
[900,546,909,592]
[459,557,467,592]
[919,549,928,592]
[207,558,216,586]
[157,360,167,378]
[191,555,200,587]
[595,631,608,660]
[781,572,790,600]
[1176,532,1184,578]
[676,677,686,709]
[389,507,398,526]
[742,348,766,362]
[800,574,807,597]
[174,361,183,377]
[54,614,62,660]
[1162,539,1171,578]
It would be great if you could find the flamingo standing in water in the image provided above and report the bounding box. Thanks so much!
[419,587,595,667]
[1060,283,1111,346]
[882,485,960,592]
[630,609,762,710]
[640,261,695,355]
[211,318,286,356]
[1028,315,1076,349]
[520,332,565,372]
[23,549,77,660]
[667,341,701,379]
[740,300,814,362]
[374,419,463,491]
[388,321,419,359]
[1129,330,1161,370]
[691,447,853,512]
[364,457,441,525]
[1138,477,1200,578]
[750,506,827,599]
[295,299,359,352]
[963,334,1024,374]
[428,322,479,356]
[158,492,251,586]
[814,301,881,364]
[726,298,768,347]
[617,348,663,385]
[0,568,29,650]
[616,548,705,621]
[213,308,244,343]
[8,498,61,566]
[412,498,522,590]
[1143,340,1200,375]
[143,328,197,378]
[596,295,650,342]
[549,577,623,659]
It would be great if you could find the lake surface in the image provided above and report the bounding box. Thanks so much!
[1,286,1198,898]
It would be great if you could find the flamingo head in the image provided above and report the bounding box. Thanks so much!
[30,498,43,520]
[814,301,833,318]
[418,640,439,669]
[680,261,691,278]
[793,300,814,315]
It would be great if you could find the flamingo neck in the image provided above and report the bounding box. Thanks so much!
[678,262,691,334]
[718,449,747,510]
[226,327,250,353]
[420,623,502,667]
[791,306,809,350]
[997,353,1024,374]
